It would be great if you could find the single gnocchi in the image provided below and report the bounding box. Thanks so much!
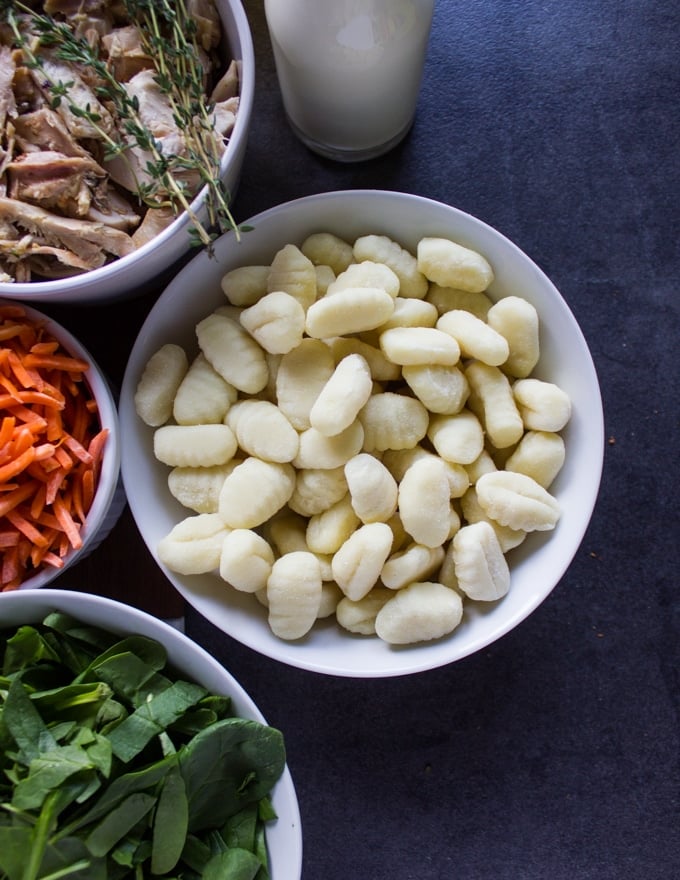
[134,343,188,427]
[173,353,237,426]
[417,237,494,293]
[267,551,322,640]
[375,581,464,645]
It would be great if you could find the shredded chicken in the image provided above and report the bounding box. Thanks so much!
[0,0,239,282]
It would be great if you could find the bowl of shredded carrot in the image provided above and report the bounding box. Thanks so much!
[0,301,122,591]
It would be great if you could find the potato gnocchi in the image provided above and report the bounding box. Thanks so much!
[136,227,571,645]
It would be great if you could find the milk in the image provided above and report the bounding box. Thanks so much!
[264,0,435,161]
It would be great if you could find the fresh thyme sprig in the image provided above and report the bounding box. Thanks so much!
[1,0,239,249]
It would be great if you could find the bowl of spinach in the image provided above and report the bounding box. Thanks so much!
[0,588,302,879]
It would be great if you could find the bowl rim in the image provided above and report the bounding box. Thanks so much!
[119,188,605,678]
[0,0,256,300]
[0,300,122,589]
[0,587,303,880]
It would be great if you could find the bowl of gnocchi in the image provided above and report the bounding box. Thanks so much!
[119,190,604,677]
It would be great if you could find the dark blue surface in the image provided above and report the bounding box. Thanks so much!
[186,2,680,878]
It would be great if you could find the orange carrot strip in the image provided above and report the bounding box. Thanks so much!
[30,341,60,356]
[0,324,29,342]
[79,468,95,517]
[0,305,28,319]
[0,390,64,409]
[34,511,61,530]
[29,482,47,520]
[4,405,47,430]
[37,550,65,570]
[5,508,49,547]
[62,433,93,464]
[34,443,57,462]
[0,416,16,448]
[45,467,68,505]
[0,531,20,548]
[0,446,37,484]
[9,426,36,458]
[69,395,90,445]
[88,428,109,481]
[52,495,83,550]
[53,445,74,470]
[2,545,19,584]
[0,374,21,400]
[45,407,63,443]
[0,481,40,517]
[7,349,38,389]
[29,527,59,566]
[23,352,90,373]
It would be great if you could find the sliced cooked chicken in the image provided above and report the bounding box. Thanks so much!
[124,69,178,137]
[6,150,106,216]
[0,196,135,260]
[30,53,116,139]
[210,60,240,103]
[131,205,176,248]
[187,0,222,50]
[0,46,17,133]
[101,25,153,81]
[13,108,95,159]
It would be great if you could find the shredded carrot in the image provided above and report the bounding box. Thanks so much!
[0,307,108,589]
[23,352,90,373]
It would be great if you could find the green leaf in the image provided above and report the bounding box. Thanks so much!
[3,678,57,763]
[33,682,114,723]
[12,744,99,811]
[107,680,206,762]
[203,848,261,880]
[179,719,286,832]
[0,826,32,880]
[2,626,61,675]
[151,768,188,874]
[85,791,156,857]
[221,804,258,852]
[66,753,177,832]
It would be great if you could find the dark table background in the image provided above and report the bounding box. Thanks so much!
[43,1,679,877]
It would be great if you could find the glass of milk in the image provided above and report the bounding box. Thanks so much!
[264,0,436,162]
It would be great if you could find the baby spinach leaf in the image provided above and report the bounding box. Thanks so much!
[85,791,156,857]
[12,743,100,811]
[202,848,262,880]
[65,753,177,832]
[81,644,170,704]
[42,613,117,654]
[222,803,258,852]
[180,833,214,873]
[151,767,188,874]
[32,682,114,724]
[3,677,57,762]
[0,827,33,880]
[179,718,286,831]
[258,795,278,823]
[2,626,61,675]
[106,680,207,763]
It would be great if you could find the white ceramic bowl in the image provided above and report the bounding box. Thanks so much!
[119,190,604,678]
[1,302,124,590]
[0,587,303,879]
[0,0,254,305]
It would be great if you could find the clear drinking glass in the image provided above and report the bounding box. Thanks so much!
[264,0,436,162]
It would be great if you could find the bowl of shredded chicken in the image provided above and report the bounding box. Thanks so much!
[0,0,254,303]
